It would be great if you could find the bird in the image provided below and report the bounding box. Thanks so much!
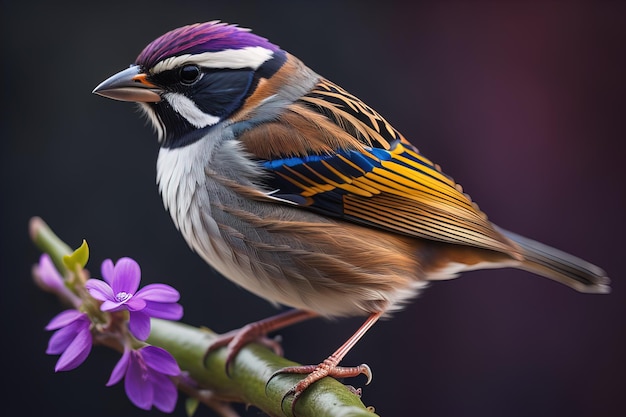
[93,20,610,409]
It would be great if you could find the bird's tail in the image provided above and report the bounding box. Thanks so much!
[498,227,611,294]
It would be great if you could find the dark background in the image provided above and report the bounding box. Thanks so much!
[2,1,625,416]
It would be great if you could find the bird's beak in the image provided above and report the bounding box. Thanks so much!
[93,65,162,102]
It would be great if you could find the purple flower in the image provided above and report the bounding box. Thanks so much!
[107,345,180,412]
[46,309,93,372]
[85,257,183,340]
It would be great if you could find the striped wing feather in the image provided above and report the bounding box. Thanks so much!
[239,79,518,255]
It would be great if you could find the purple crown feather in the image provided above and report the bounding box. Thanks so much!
[136,21,279,68]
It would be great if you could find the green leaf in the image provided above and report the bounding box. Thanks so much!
[63,239,89,270]
[185,397,200,417]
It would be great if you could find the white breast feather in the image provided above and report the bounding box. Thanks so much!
[156,139,265,289]
[157,140,218,252]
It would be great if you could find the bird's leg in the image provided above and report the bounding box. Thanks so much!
[270,311,383,413]
[205,309,317,374]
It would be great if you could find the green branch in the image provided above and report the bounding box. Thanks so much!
[30,217,379,417]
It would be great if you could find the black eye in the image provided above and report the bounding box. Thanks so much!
[179,65,201,85]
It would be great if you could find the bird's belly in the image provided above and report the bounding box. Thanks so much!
[179,196,427,317]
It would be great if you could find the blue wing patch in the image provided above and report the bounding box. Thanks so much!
[260,139,464,216]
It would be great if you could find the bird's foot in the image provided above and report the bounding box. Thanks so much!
[203,309,317,376]
[204,322,284,375]
[267,311,383,414]
[269,355,372,414]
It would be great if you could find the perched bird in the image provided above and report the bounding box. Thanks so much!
[93,21,610,407]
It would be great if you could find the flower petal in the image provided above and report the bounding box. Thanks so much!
[55,326,93,371]
[47,323,80,355]
[85,279,115,301]
[99,300,125,312]
[107,347,131,386]
[125,350,153,410]
[123,296,146,311]
[141,346,180,376]
[37,254,64,291]
[135,284,180,303]
[45,309,84,330]
[151,370,178,413]
[128,310,151,341]
[112,257,141,295]
[101,258,115,285]
[143,301,183,321]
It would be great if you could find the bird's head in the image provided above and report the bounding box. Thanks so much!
[93,21,285,148]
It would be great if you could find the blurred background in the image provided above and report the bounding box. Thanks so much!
[2,1,625,416]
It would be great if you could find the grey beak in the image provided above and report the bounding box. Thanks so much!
[93,65,162,103]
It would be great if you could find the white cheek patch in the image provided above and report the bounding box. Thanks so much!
[164,92,221,128]
[152,46,274,73]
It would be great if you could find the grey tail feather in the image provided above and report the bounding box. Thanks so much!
[497,227,611,294]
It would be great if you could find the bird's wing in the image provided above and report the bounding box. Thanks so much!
[238,79,516,254]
